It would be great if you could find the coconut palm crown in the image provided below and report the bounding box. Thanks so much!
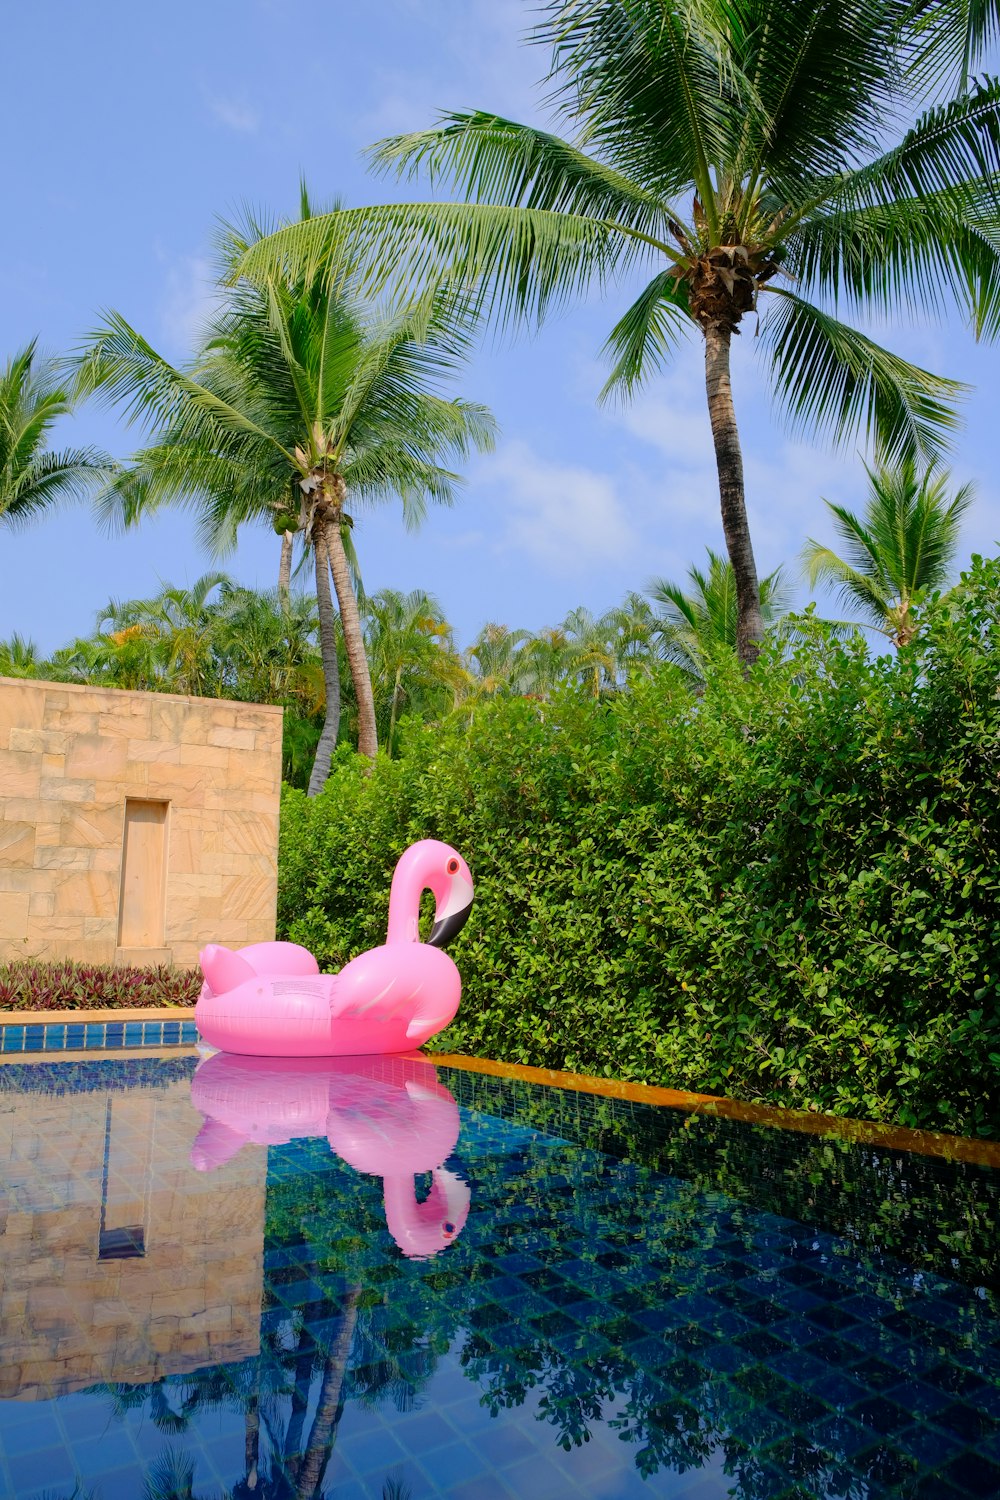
[237,0,1000,665]
[75,194,496,789]
[803,460,974,645]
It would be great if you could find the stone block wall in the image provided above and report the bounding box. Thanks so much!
[0,677,283,968]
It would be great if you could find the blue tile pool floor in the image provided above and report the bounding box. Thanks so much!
[0,1053,998,1499]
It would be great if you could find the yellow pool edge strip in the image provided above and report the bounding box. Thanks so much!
[431,1052,1000,1170]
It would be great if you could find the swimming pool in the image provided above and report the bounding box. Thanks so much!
[1,1052,998,1499]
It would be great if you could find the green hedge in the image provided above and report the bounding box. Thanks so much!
[278,556,1000,1138]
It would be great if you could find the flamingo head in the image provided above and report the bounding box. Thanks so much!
[426,846,475,949]
[387,839,475,948]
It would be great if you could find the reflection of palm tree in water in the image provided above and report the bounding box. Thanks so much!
[268,1284,360,1500]
[96,1282,375,1500]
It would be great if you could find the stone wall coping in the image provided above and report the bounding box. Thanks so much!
[0,674,284,715]
[0,1005,197,1025]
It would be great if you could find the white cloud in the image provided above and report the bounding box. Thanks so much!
[482,439,637,572]
[206,94,258,134]
[157,253,220,356]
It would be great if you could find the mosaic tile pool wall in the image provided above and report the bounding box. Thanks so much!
[0,1017,198,1053]
[0,1052,998,1500]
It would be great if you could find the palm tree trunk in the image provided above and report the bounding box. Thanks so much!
[388,663,403,754]
[278,530,294,607]
[293,1286,361,1500]
[244,1392,259,1491]
[307,525,342,797]
[703,322,764,666]
[325,518,378,759]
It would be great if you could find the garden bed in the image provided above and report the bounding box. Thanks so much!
[0,959,201,1011]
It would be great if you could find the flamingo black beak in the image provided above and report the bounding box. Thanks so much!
[428,875,474,949]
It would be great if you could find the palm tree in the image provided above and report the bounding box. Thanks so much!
[237,0,1000,665]
[75,192,496,790]
[213,583,324,711]
[462,622,534,700]
[1,341,110,532]
[0,632,46,678]
[520,625,573,697]
[50,624,162,692]
[561,605,623,696]
[650,549,792,678]
[603,591,664,678]
[363,587,468,753]
[96,572,230,695]
[802,459,973,646]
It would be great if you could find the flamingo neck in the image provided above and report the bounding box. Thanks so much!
[386,846,448,945]
[381,1174,441,1258]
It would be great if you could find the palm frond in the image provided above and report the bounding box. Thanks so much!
[760,289,966,463]
[600,268,693,401]
[819,77,1000,215]
[905,0,1000,94]
[803,539,895,628]
[2,447,114,526]
[75,311,296,462]
[368,111,677,244]
[234,202,629,334]
[790,181,1000,338]
[534,0,752,215]
[732,0,903,186]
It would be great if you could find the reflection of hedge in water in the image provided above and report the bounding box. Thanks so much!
[261,1120,1000,1497]
[79,1105,998,1498]
[0,1055,197,1096]
[441,1068,1000,1298]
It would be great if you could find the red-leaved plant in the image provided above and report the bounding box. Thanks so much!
[0,960,200,1010]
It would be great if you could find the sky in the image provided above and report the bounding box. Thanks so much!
[1,0,998,654]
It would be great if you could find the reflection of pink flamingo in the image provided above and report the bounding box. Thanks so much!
[196,840,474,1057]
[189,1052,471,1258]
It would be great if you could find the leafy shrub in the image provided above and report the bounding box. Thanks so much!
[279,557,1000,1138]
[0,960,200,1009]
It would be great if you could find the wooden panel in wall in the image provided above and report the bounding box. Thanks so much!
[117,799,168,948]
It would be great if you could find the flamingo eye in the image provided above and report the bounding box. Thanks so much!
[447,858,460,874]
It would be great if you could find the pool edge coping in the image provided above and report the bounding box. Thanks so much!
[431,1053,1000,1169]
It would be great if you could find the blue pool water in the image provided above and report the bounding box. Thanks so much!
[0,1053,998,1500]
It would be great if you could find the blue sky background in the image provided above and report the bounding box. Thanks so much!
[2,0,998,654]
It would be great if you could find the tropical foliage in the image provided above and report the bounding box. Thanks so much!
[649,550,792,677]
[9,575,695,784]
[236,0,1000,662]
[803,459,976,645]
[0,632,45,678]
[279,556,1000,1139]
[363,587,466,754]
[1,340,110,531]
[74,192,496,789]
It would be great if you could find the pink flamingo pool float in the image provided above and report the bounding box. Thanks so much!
[189,1052,471,1258]
[196,839,473,1057]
